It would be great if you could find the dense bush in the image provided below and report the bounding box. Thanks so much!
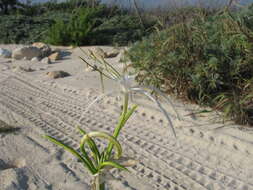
[46,7,99,46]
[0,15,49,44]
[0,1,154,46]
[89,15,154,45]
[46,5,154,46]
[127,9,253,125]
[0,0,19,14]
[0,12,70,44]
[17,0,97,16]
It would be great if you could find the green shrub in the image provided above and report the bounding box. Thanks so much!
[0,15,49,44]
[45,18,70,45]
[127,9,253,125]
[46,5,155,46]
[0,0,19,14]
[0,2,155,46]
[46,7,101,46]
[0,11,71,44]
[90,15,154,45]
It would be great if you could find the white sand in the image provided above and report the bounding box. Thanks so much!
[0,44,253,190]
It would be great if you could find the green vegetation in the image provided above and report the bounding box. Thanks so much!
[88,14,153,45]
[45,129,130,190]
[0,1,153,45]
[45,93,136,189]
[0,13,63,44]
[0,0,19,14]
[127,7,253,125]
[45,53,139,190]
[45,4,154,46]
[45,50,177,189]
[0,0,252,127]
[46,7,97,46]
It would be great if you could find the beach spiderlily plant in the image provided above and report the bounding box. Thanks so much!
[45,48,179,190]
[79,48,180,137]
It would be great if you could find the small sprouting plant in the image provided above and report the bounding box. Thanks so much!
[45,48,178,189]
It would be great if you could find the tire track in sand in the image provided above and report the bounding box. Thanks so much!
[0,74,252,190]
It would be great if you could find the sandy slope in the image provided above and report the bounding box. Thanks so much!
[0,45,253,190]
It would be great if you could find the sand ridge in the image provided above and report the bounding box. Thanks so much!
[0,45,253,190]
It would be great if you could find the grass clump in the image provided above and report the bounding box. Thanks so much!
[127,8,253,125]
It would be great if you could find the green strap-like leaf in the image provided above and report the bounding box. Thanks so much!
[106,104,137,160]
[106,94,135,159]
[99,151,106,163]
[77,126,87,135]
[100,56,121,78]
[81,132,122,159]
[44,135,97,174]
[121,105,138,130]
[78,136,98,171]
[111,93,130,140]
[79,56,112,80]
[78,127,101,163]
[99,161,129,172]
[89,49,121,79]
[79,135,100,166]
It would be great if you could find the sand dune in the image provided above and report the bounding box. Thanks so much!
[0,44,253,190]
